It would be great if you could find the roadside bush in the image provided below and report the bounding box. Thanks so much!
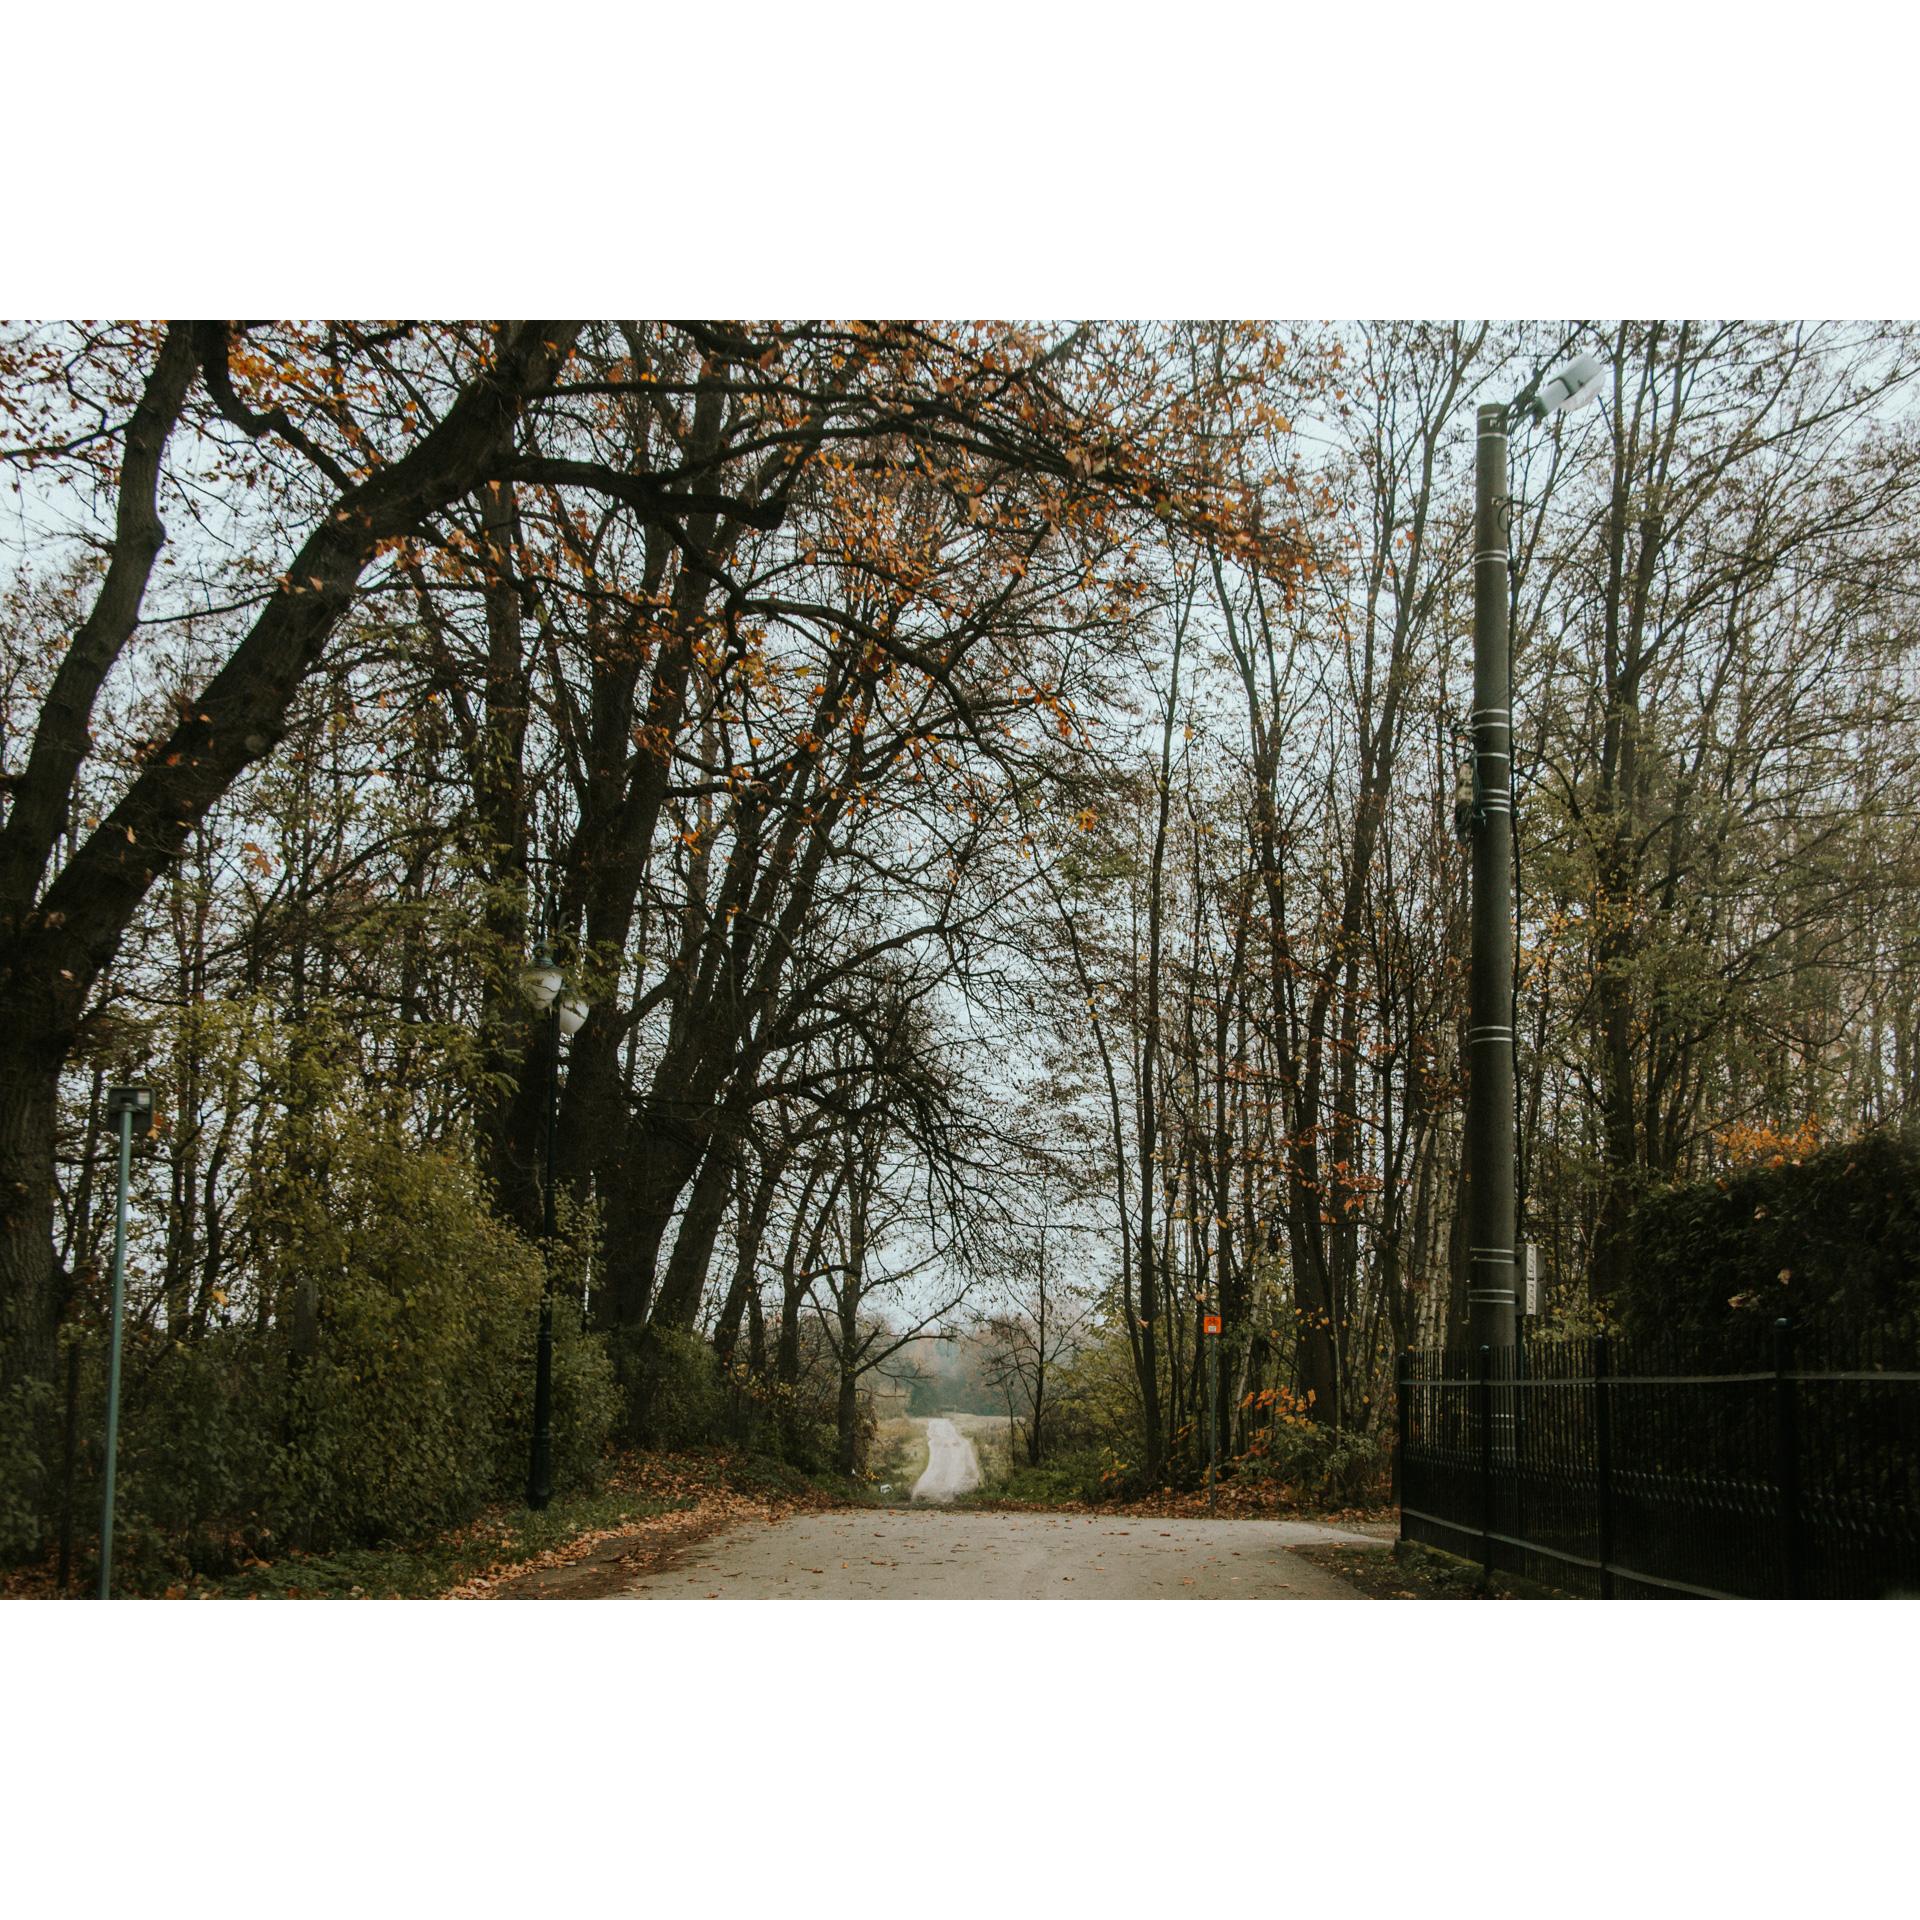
[988,1446,1111,1505]
[254,1114,621,1545]
[8,1000,627,1583]
[621,1334,850,1479]
[762,1377,851,1478]
[0,1378,52,1563]
[1617,1127,1920,1338]
[1234,1418,1389,1507]
[52,1118,617,1586]
[1094,1445,1147,1502]
[105,1331,280,1569]
[631,1325,724,1451]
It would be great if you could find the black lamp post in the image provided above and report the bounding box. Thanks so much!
[521,942,586,1511]
[1461,350,1606,1356]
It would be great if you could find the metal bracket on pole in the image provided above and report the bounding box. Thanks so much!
[1503,379,1542,426]
[1449,717,1484,842]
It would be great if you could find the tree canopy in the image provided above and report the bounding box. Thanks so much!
[7,318,1919,1572]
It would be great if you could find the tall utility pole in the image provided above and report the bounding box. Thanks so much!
[1460,351,1606,1354]
[1465,402,1517,1353]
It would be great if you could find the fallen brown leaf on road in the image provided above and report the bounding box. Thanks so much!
[445,1456,841,1600]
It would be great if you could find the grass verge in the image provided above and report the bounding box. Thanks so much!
[1288,1536,1578,1601]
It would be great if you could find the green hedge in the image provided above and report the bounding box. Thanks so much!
[1615,1129,1920,1337]
[34,1119,619,1586]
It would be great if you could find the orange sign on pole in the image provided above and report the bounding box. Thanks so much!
[1203,1315,1221,1336]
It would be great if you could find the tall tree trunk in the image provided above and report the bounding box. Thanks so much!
[0,325,198,1446]
[715,1145,786,1368]
[746,1280,766,1377]
[1137,615,1185,1482]
[651,1081,756,1335]
[833,1167,869,1476]
[473,470,536,1218]
[0,1042,66,1460]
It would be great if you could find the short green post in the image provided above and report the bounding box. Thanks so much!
[98,1085,152,1599]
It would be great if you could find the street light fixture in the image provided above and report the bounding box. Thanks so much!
[522,948,563,1013]
[1463,352,1606,1355]
[521,940,586,1511]
[1518,352,1607,424]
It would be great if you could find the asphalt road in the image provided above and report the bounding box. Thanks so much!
[618,1510,1386,1599]
[910,1418,982,1502]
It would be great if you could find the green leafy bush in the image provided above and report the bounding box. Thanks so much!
[0,1377,52,1563]
[1235,1422,1388,1506]
[104,1333,279,1567]
[736,1372,846,1477]
[986,1446,1113,1505]
[625,1331,850,1476]
[256,1121,617,1546]
[1616,1128,1920,1338]
[62,1120,617,1584]
[629,1325,724,1452]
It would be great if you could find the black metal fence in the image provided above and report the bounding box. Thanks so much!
[1397,1319,1920,1598]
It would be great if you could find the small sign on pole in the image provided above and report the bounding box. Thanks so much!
[1204,1315,1221,1336]
[1522,1244,1542,1318]
[106,1085,154,1135]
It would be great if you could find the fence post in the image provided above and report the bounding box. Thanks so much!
[1476,1344,1493,1584]
[1775,1317,1802,1599]
[1513,1329,1528,1552]
[1394,1348,1410,1528]
[1593,1333,1614,1601]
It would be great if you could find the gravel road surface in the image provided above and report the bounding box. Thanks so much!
[910,1418,981,1502]
[619,1510,1385,1599]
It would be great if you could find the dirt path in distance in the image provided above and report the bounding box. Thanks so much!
[910,1418,981,1502]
